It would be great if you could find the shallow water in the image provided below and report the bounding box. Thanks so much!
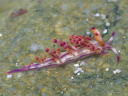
[0,0,128,96]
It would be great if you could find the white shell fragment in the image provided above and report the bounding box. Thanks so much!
[105,68,109,71]
[74,64,79,67]
[106,22,110,26]
[113,69,122,74]
[74,68,84,74]
[94,13,100,17]
[6,74,12,79]
[103,29,108,34]
[0,33,3,37]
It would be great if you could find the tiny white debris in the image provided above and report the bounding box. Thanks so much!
[0,33,2,37]
[17,73,22,78]
[122,36,126,39]
[101,14,106,19]
[74,68,84,74]
[16,62,18,66]
[86,32,91,35]
[77,73,80,75]
[80,61,86,66]
[105,68,109,71]
[60,91,64,94]
[103,29,108,34]
[94,13,100,17]
[86,18,89,21]
[113,69,121,74]
[74,64,79,67]
[106,22,110,26]
[97,75,100,78]
[7,74,12,78]
[71,76,74,79]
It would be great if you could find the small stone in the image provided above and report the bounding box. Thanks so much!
[86,18,89,21]
[17,73,22,78]
[86,32,92,37]
[86,32,91,35]
[106,22,110,26]
[101,14,106,19]
[113,69,121,74]
[80,61,86,66]
[94,13,100,17]
[74,68,84,74]
[6,74,12,78]
[105,68,109,71]
[103,29,108,34]
[71,76,74,79]
[118,50,121,53]
[74,64,79,67]
[122,36,126,39]
[77,73,80,75]
[0,33,3,37]
[16,63,19,66]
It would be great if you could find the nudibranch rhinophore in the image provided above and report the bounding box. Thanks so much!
[7,27,120,74]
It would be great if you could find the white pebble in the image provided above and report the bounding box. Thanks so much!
[74,68,84,74]
[6,74,12,78]
[0,33,2,37]
[16,62,19,66]
[118,50,121,53]
[101,14,106,19]
[77,73,80,75]
[74,64,79,67]
[105,68,109,71]
[17,73,22,78]
[103,29,108,34]
[80,61,86,66]
[106,22,110,26]
[71,76,74,79]
[86,32,91,35]
[94,13,100,17]
[113,69,121,74]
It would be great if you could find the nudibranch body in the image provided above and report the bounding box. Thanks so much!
[7,27,120,74]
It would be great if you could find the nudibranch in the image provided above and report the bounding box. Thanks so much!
[7,27,120,74]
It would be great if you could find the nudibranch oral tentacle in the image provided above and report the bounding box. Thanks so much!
[7,28,120,74]
[90,27,105,46]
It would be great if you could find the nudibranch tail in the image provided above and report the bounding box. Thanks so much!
[7,68,28,74]
[90,27,105,46]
